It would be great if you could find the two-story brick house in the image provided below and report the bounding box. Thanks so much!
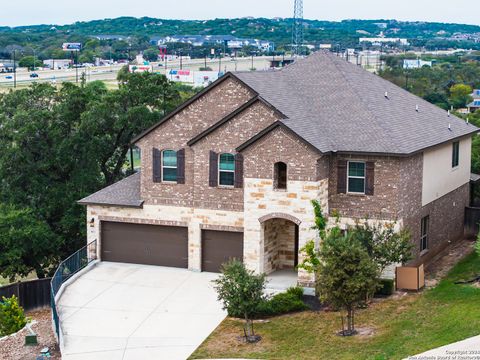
[79,51,478,285]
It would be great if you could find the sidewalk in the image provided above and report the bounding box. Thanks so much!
[407,335,480,359]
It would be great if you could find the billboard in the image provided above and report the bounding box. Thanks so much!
[129,65,153,73]
[62,43,82,51]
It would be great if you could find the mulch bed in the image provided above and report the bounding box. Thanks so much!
[0,308,61,360]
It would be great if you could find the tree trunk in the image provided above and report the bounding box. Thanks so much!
[347,307,353,333]
[244,313,254,338]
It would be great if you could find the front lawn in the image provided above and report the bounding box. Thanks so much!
[191,252,480,360]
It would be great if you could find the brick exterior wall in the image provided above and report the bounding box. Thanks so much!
[328,154,402,220]
[136,76,255,207]
[191,100,281,211]
[243,126,322,181]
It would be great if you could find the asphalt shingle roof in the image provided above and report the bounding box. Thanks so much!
[78,172,143,208]
[235,51,478,154]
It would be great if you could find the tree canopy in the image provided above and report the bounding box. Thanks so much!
[0,72,198,279]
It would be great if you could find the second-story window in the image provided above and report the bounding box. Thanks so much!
[452,141,460,168]
[162,150,177,182]
[218,153,235,186]
[274,162,287,190]
[347,161,366,194]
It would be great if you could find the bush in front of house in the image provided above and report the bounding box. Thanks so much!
[375,279,395,296]
[213,260,266,341]
[0,295,27,336]
[254,286,308,318]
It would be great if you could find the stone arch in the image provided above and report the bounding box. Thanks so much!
[258,213,302,225]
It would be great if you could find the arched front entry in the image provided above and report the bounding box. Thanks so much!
[260,214,301,275]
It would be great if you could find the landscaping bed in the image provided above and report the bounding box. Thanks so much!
[0,308,60,360]
[190,251,480,360]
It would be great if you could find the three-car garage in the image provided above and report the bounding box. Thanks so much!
[100,221,243,273]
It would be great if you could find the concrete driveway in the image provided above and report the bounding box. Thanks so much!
[57,262,226,360]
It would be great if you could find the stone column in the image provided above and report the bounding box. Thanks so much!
[188,221,202,272]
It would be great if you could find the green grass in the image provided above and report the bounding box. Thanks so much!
[191,252,480,360]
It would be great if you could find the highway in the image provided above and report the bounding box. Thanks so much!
[0,56,273,88]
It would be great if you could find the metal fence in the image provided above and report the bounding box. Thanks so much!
[0,278,51,311]
[50,240,97,340]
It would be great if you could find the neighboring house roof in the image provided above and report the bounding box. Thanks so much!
[234,51,478,155]
[78,172,143,208]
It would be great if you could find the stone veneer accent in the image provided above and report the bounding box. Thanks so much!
[86,204,244,272]
[263,219,296,274]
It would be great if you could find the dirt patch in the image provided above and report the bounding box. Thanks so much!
[0,308,60,360]
[425,239,475,287]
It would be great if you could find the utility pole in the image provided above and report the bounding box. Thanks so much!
[218,50,222,74]
[291,0,304,56]
[75,51,79,83]
[12,50,16,88]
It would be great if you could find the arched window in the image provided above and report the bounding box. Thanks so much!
[218,153,235,186]
[274,162,287,190]
[162,150,177,182]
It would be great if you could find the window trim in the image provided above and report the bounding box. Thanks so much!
[347,161,366,194]
[420,215,429,253]
[273,161,288,191]
[218,153,235,187]
[161,149,178,183]
[452,141,460,169]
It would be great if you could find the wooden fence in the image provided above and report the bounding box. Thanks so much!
[0,278,51,311]
[465,207,480,239]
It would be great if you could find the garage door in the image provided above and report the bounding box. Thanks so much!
[101,222,188,268]
[202,230,243,273]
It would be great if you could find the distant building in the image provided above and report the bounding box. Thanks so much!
[403,59,433,69]
[359,37,409,46]
[43,59,72,69]
[0,61,15,72]
[467,89,480,113]
[91,35,129,41]
[151,35,274,52]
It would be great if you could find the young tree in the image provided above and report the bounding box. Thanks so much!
[317,228,378,335]
[213,260,266,342]
[351,221,413,275]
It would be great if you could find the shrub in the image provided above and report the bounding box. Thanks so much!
[375,279,395,296]
[254,287,308,318]
[213,260,266,339]
[0,296,27,336]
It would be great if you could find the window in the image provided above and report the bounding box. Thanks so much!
[452,141,460,168]
[274,162,287,190]
[347,161,365,194]
[218,153,235,186]
[162,150,177,182]
[420,216,429,252]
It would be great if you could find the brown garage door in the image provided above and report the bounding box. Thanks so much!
[101,222,188,268]
[202,230,243,273]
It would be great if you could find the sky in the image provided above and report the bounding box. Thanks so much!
[1,0,478,27]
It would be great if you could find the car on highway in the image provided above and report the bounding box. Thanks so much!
[5,75,12,79]
[30,73,39,78]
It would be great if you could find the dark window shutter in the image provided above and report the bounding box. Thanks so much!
[177,148,186,184]
[209,151,218,187]
[152,148,162,183]
[365,161,375,195]
[234,153,244,188]
[337,160,347,194]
